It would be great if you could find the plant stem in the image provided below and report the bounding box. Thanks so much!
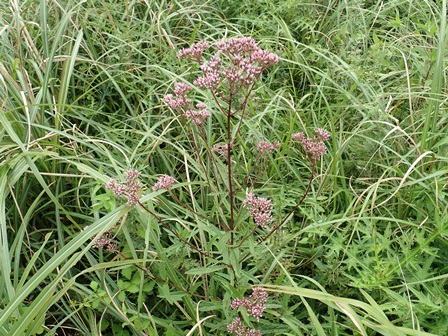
[262,160,316,242]
[227,87,235,244]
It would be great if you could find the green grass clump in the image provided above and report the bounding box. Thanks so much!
[0,0,447,335]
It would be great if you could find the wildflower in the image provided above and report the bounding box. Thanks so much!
[243,193,274,229]
[250,49,279,68]
[179,37,279,92]
[231,288,268,320]
[215,37,278,87]
[194,54,222,88]
[227,288,268,335]
[314,128,331,141]
[292,128,330,161]
[291,132,305,142]
[212,143,233,157]
[216,37,259,55]
[152,174,175,192]
[178,41,209,61]
[193,71,221,89]
[184,103,211,125]
[82,226,117,252]
[105,179,125,195]
[227,317,261,336]
[162,82,193,109]
[257,140,280,153]
[105,168,142,206]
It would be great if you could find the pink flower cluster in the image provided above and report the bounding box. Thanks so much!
[163,83,211,126]
[243,193,274,229]
[292,128,330,161]
[195,54,221,88]
[216,37,258,55]
[257,140,280,153]
[152,174,175,192]
[227,317,261,336]
[185,103,212,125]
[212,142,233,157]
[105,169,142,206]
[82,226,117,252]
[227,288,268,335]
[231,288,268,320]
[178,37,279,90]
[178,41,208,62]
[162,82,193,109]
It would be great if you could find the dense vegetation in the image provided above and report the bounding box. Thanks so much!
[0,0,447,335]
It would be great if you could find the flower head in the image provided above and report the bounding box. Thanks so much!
[184,103,211,125]
[82,226,117,252]
[314,128,331,141]
[257,140,280,153]
[292,128,330,161]
[243,193,274,229]
[179,37,278,92]
[230,287,269,321]
[162,82,193,109]
[178,41,209,61]
[152,174,175,192]
[291,132,305,142]
[105,168,142,206]
[227,317,261,336]
[216,37,259,55]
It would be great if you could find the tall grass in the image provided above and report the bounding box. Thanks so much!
[0,0,447,335]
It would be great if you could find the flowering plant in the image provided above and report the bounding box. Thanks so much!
[93,36,329,334]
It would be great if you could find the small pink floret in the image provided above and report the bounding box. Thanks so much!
[152,174,175,191]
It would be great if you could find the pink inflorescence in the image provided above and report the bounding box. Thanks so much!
[152,174,175,192]
[227,288,268,335]
[231,288,269,320]
[178,41,209,62]
[195,53,221,89]
[227,317,261,336]
[243,193,274,229]
[257,140,280,153]
[184,103,211,125]
[162,82,193,109]
[292,128,330,161]
[82,226,117,252]
[105,168,142,206]
[314,128,331,141]
[212,142,234,157]
[178,37,279,90]
[216,37,259,55]
[163,83,211,126]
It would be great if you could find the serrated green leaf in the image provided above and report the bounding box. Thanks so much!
[121,267,133,280]
[90,281,98,291]
[127,284,139,293]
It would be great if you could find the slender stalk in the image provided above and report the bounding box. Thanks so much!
[262,160,316,242]
[238,161,316,265]
[234,226,258,248]
[226,87,235,244]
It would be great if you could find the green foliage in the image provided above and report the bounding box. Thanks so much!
[0,0,447,335]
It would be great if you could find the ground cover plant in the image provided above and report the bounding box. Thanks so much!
[0,0,447,335]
